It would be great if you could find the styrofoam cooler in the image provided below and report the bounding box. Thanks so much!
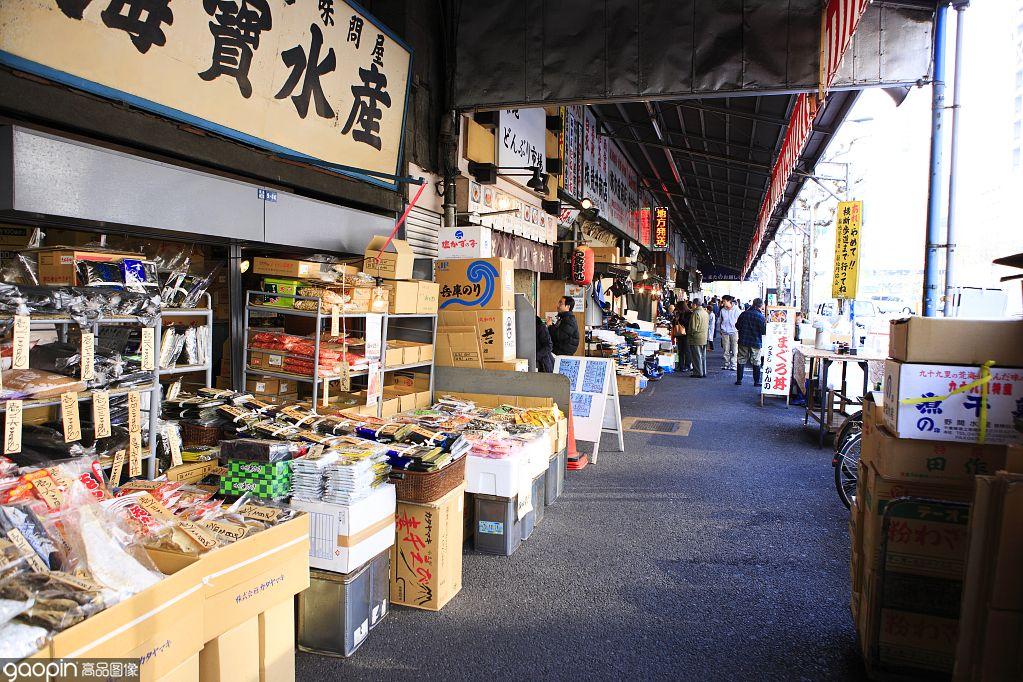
[466,438,548,497]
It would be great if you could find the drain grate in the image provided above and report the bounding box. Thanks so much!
[631,419,679,433]
[622,418,692,436]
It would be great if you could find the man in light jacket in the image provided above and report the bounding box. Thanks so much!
[686,299,709,378]
[718,295,741,371]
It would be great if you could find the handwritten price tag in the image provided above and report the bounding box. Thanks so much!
[339,362,351,392]
[127,390,141,433]
[140,327,155,371]
[331,304,340,338]
[12,315,30,370]
[3,400,22,454]
[321,377,330,407]
[81,331,95,381]
[109,449,126,488]
[129,432,143,477]
[93,390,111,438]
[166,426,182,466]
[61,392,82,443]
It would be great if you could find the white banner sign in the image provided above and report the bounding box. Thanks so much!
[497,109,546,173]
[761,307,797,397]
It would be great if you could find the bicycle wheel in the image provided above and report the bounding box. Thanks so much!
[834,409,863,452]
[834,431,861,509]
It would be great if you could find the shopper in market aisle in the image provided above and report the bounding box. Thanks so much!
[705,302,716,352]
[548,296,580,356]
[686,299,709,378]
[734,297,767,386]
[718,296,741,371]
[673,301,692,372]
[535,315,555,372]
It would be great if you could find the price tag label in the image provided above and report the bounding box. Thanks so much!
[178,520,219,551]
[331,304,340,338]
[166,426,182,466]
[61,391,82,443]
[81,332,95,381]
[127,390,141,433]
[202,519,248,543]
[140,327,155,371]
[32,474,64,509]
[321,377,330,408]
[93,390,111,438]
[238,503,282,523]
[339,361,351,392]
[3,400,22,455]
[12,315,30,370]
[7,529,47,572]
[110,449,126,488]
[129,432,143,477]
[308,444,325,458]
[48,571,103,593]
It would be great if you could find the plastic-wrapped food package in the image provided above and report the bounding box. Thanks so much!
[0,253,40,287]
[121,259,160,295]
[0,570,105,633]
[30,341,129,390]
[158,328,180,369]
[76,261,123,288]
[0,504,67,570]
[181,326,200,366]
[0,597,32,629]
[0,370,86,401]
[0,621,49,659]
[181,265,220,309]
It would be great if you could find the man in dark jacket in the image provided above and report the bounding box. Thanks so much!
[734,297,767,386]
[535,316,555,372]
[548,296,580,356]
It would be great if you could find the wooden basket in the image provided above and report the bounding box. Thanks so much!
[180,420,223,448]
[390,456,466,504]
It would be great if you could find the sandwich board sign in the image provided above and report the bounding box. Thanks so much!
[554,355,623,463]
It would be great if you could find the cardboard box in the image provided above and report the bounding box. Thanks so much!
[246,377,293,395]
[248,351,285,371]
[363,236,415,280]
[164,460,219,484]
[384,385,418,412]
[199,617,260,682]
[49,563,204,681]
[291,484,395,574]
[616,374,642,396]
[258,391,299,406]
[861,418,1007,485]
[391,483,465,611]
[438,309,516,361]
[435,327,484,368]
[1007,444,1023,474]
[588,246,619,264]
[154,652,198,682]
[437,226,493,259]
[484,358,529,372]
[889,317,1023,367]
[34,247,137,286]
[435,258,515,311]
[556,417,568,452]
[380,396,401,417]
[258,599,295,682]
[382,280,440,315]
[882,359,1023,445]
[252,257,355,279]
[146,514,310,643]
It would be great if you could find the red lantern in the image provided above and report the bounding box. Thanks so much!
[570,246,594,285]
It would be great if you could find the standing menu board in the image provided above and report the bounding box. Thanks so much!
[554,356,623,462]
[761,306,797,402]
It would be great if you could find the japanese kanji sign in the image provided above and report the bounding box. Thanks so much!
[0,0,411,186]
[761,306,796,398]
[652,206,669,251]
[831,200,862,300]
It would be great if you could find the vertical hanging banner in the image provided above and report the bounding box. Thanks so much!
[820,0,872,97]
[761,307,797,399]
[652,207,669,251]
[0,0,412,187]
[831,200,863,299]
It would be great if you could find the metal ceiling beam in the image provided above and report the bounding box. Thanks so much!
[601,133,771,171]
[598,116,776,155]
[672,102,791,127]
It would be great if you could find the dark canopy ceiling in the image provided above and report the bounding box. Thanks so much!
[593,90,859,272]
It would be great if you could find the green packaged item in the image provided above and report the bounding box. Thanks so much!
[227,459,293,479]
[261,277,303,308]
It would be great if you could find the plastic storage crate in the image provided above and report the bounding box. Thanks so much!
[297,549,390,657]
[473,494,524,556]
[531,471,547,528]
[546,449,566,506]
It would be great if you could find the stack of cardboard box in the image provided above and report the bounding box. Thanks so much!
[435,257,525,370]
[361,236,440,316]
[245,376,297,405]
[851,317,1023,677]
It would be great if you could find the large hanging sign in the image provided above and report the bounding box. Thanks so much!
[583,108,609,215]
[652,206,669,251]
[637,207,651,246]
[761,306,796,400]
[607,142,639,241]
[560,105,584,199]
[0,0,412,187]
[497,109,546,174]
[465,181,556,245]
[831,200,863,300]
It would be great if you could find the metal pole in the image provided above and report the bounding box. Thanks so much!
[943,2,968,317]
[923,4,949,317]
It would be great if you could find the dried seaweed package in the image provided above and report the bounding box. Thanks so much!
[121,259,160,294]
[76,261,123,288]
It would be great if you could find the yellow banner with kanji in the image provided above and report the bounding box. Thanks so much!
[832,200,862,299]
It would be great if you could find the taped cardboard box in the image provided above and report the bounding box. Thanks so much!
[382,280,441,314]
[258,598,295,682]
[435,258,515,311]
[882,359,1023,445]
[146,513,310,643]
[485,359,529,372]
[435,327,484,368]
[154,653,199,682]
[246,377,293,395]
[391,483,465,611]
[438,309,516,361]
[437,226,493,259]
[248,351,285,372]
[617,374,642,396]
[290,484,396,574]
[252,257,356,279]
[33,247,138,286]
[199,616,260,682]
[383,385,417,413]
[889,317,1023,367]
[49,562,205,682]
[363,236,415,280]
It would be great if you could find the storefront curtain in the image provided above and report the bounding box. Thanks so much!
[491,231,554,273]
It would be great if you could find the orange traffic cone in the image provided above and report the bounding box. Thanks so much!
[565,403,588,470]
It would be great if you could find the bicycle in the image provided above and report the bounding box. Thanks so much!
[832,409,863,509]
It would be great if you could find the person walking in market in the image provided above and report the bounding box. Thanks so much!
[673,301,692,372]
[548,296,580,356]
[718,295,741,371]
[535,315,555,372]
[705,302,716,352]
[686,299,709,378]
[734,297,767,386]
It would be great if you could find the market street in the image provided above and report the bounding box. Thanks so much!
[297,348,863,681]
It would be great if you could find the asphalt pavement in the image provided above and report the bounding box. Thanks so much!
[296,347,865,681]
